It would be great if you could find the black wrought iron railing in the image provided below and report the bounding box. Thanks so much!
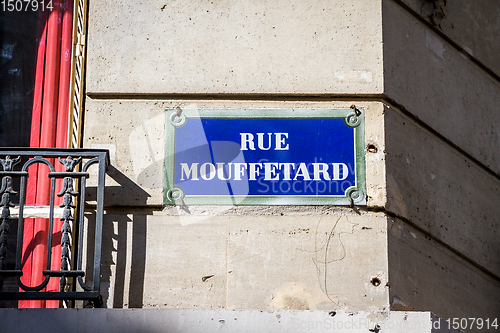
[0,148,108,303]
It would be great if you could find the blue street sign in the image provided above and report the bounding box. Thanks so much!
[165,108,366,205]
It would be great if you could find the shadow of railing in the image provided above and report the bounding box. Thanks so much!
[85,165,150,308]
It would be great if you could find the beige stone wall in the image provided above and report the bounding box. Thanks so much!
[82,0,499,322]
[83,99,389,312]
[94,211,389,311]
[388,216,500,321]
[383,0,500,174]
[83,0,389,312]
[382,0,500,322]
[399,0,500,77]
[385,105,500,277]
[86,0,383,95]
[384,105,500,320]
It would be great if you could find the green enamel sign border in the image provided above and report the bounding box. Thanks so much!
[164,108,366,206]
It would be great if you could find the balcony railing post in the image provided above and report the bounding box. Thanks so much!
[0,156,21,290]
[56,156,82,292]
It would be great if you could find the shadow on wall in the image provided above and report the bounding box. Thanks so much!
[85,165,150,308]
[387,218,500,320]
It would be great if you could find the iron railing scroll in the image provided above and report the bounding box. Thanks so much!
[0,148,108,304]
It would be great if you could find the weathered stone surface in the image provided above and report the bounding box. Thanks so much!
[96,212,227,309]
[226,214,388,312]
[83,99,386,208]
[93,211,388,311]
[388,217,500,322]
[383,0,500,174]
[399,0,500,76]
[78,0,499,320]
[86,0,383,94]
[385,105,500,277]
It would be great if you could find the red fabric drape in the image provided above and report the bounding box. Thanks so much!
[21,0,74,308]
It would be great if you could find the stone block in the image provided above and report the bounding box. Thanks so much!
[383,0,500,174]
[388,217,500,322]
[385,105,500,277]
[226,214,389,312]
[86,0,383,95]
[91,211,388,311]
[96,211,228,308]
[399,0,500,76]
[83,99,386,208]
